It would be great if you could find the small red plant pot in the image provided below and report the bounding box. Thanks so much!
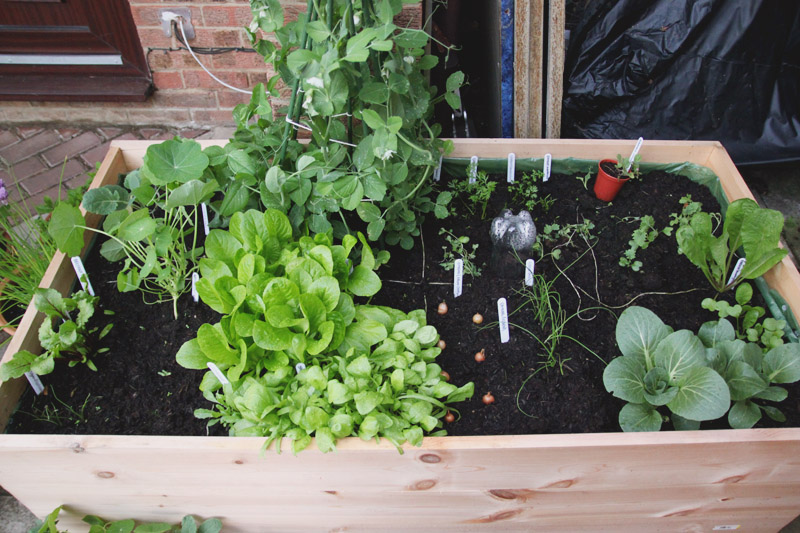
[594,159,629,202]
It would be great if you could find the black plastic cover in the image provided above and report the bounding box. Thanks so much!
[561,0,800,165]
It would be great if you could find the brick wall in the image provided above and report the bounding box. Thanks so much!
[0,1,422,129]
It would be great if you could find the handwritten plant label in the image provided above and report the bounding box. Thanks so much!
[454,258,463,298]
[626,137,644,172]
[727,257,746,286]
[201,202,210,236]
[70,256,95,296]
[206,362,229,385]
[543,153,552,182]
[433,154,443,182]
[525,259,535,286]
[497,298,509,343]
[469,155,479,183]
[191,272,200,303]
[24,371,44,395]
[507,152,516,183]
[712,526,740,531]
[295,363,306,373]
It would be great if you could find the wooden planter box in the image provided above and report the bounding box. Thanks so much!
[2,139,800,532]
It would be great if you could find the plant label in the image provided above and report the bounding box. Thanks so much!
[469,155,478,183]
[727,257,746,286]
[454,258,463,298]
[433,154,443,182]
[543,153,552,182]
[24,371,44,395]
[201,202,210,236]
[525,259,535,286]
[295,363,306,373]
[497,298,509,343]
[70,256,95,296]
[191,272,199,303]
[206,362,229,386]
[712,526,740,531]
[626,137,644,172]
[507,153,516,183]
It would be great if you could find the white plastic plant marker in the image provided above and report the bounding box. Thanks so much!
[712,526,740,531]
[525,259,535,287]
[469,155,478,183]
[543,153,552,182]
[191,272,200,303]
[727,257,746,286]
[453,258,463,298]
[506,152,516,183]
[433,154,443,182]
[626,137,644,172]
[497,298,509,343]
[206,362,229,385]
[24,372,44,395]
[70,256,95,296]
[295,363,306,373]
[201,202,210,236]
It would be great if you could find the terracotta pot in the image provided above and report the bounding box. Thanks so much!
[594,159,629,202]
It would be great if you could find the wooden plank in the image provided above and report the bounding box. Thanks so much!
[545,0,565,138]
[513,0,544,137]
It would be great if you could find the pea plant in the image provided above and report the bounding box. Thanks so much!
[175,209,473,453]
[0,288,111,380]
[48,138,217,318]
[225,0,461,249]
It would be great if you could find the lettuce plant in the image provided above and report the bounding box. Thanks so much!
[0,288,111,380]
[48,138,217,318]
[676,197,787,292]
[604,306,800,431]
[176,208,473,452]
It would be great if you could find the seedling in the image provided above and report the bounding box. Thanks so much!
[509,169,555,213]
[618,215,672,272]
[439,227,482,277]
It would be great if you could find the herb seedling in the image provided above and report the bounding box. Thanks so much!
[576,171,592,190]
[618,215,672,272]
[439,227,482,277]
[614,153,641,180]
[448,168,497,219]
[702,282,786,351]
[508,170,555,213]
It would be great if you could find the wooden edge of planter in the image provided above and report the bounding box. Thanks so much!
[0,146,129,432]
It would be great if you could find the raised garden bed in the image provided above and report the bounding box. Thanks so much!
[1,138,800,531]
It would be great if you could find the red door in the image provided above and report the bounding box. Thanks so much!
[0,0,152,101]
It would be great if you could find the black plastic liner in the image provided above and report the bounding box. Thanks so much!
[561,1,800,165]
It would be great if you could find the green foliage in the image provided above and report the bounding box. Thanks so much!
[438,227,481,278]
[618,215,672,272]
[535,219,597,260]
[508,169,555,213]
[30,507,221,533]
[0,288,110,381]
[576,171,592,190]
[702,282,787,351]
[614,153,641,180]
[676,198,787,292]
[230,0,461,249]
[178,209,473,452]
[669,194,705,230]
[48,138,216,318]
[448,167,496,219]
[604,306,800,431]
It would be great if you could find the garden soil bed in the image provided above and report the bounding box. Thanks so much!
[6,169,800,437]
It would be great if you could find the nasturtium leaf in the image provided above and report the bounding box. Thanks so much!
[82,185,130,214]
[618,402,662,432]
[116,209,156,242]
[142,138,209,185]
[166,179,218,208]
[48,203,85,256]
[667,366,730,422]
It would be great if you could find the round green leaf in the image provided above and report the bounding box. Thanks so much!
[728,400,761,429]
[348,265,381,297]
[619,403,662,432]
[667,366,730,422]
[763,343,800,383]
[82,185,129,214]
[615,306,671,367]
[142,138,209,185]
[603,356,646,404]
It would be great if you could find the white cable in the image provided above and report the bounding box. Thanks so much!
[175,17,251,95]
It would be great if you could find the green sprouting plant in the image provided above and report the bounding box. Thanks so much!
[676,198,787,293]
[576,171,592,190]
[618,215,672,272]
[614,153,641,180]
[32,506,222,533]
[669,194,705,230]
[702,282,786,351]
[48,138,217,318]
[603,306,800,431]
[228,0,462,249]
[439,227,481,277]
[0,288,111,380]
[176,209,473,453]
[448,168,496,219]
[535,219,597,260]
[508,169,555,213]
[22,387,92,427]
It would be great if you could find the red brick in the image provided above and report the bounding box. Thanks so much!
[218,90,252,108]
[178,128,211,139]
[202,5,252,27]
[0,157,46,184]
[80,141,113,167]
[42,131,102,168]
[57,128,81,140]
[191,109,236,126]
[98,127,124,140]
[137,28,171,47]
[210,51,266,69]
[0,131,60,164]
[0,130,20,149]
[139,128,166,139]
[21,159,87,196]
[192,28,243,48]
[130,5,164,26]
[16,127,43,139]
[247,72,271,86]
[394,3,422,29]
[151,90,218,108]
[153,71,184,90]
[113,133,141,141]
[183,69,249,90]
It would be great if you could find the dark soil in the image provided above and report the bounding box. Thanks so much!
[599,160,622,178]
[7,169,800,436]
